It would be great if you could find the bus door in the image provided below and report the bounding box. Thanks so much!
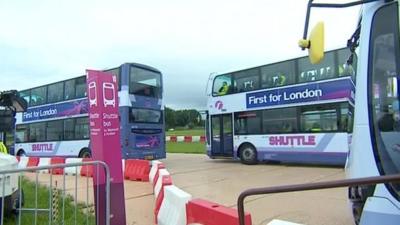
[211,114,233,157]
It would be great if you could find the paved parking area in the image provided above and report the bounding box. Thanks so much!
[161,153,354,225]
[23,153,354,225]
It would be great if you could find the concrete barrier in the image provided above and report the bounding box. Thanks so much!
[157,185,192,225]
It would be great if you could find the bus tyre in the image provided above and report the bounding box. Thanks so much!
[240,145,258,165]
[79,148,91,158]
[16,150,26,157]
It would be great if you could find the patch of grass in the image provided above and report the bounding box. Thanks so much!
[3,178,95,225]
[166,142,206,154]
[166,128,205,136]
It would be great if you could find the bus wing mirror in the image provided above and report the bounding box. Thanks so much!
[298,21,325,64]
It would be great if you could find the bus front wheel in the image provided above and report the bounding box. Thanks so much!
[239,145,258,165]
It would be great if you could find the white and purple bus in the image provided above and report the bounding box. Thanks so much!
[205,48,356,166]
[14,62,165,160]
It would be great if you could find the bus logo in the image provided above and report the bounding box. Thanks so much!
[215,100,223,110]
[88,81,98,107]
[103,82,116,108]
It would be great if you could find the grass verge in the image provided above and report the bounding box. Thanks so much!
[166,142,206,154]
[166,128,205,136]
[3,177,95,225]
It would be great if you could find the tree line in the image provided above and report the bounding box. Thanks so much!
[165,107,204,129]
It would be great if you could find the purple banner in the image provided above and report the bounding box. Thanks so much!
[22,98,88,122]
[87,70,126,225]
[246,77,355,109]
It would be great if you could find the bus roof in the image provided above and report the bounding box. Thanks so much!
[18,62,162,92]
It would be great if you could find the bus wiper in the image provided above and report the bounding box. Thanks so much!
[347,21,361,54]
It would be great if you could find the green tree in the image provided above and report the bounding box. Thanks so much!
[165,106,176,129]
[165,107,203,129]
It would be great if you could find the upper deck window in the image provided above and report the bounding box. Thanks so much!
[30,86,47,106]
[298,51,335,82]
[213,74,232,96]
[337,48,357,81]
[64,79,76,100]
[47,81,64,103]
[19,90,30,106]
[233,68,260,93]
[261,60,296,88]
[130,67,161,98]
[75,76,87,98]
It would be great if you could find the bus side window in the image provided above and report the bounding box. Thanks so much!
[311,122,322,132]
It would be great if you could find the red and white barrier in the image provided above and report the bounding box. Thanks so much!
[154,175,173,224]
[17,156,29,169]
[124,159,150,181]
[37,157,51,173]
[15,157,256,225]
[157,185,192,225]
[266,219,304,225]
[154,169,170,198]
[166,136,206,143]
[177,136,185,142]
[80,158,93,177]
[50,157,66,175]
[26,157,39,168]
[149,160,164,184]
[64,158,83,175]
[186,198,252,225]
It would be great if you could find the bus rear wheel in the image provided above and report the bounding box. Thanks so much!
[16,150,26,157]
[239,144,258,165]
[79,148,91,158]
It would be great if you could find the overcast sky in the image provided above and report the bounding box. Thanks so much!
[0,0,360,110]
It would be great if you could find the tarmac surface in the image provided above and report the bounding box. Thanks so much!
[24,153,355,225]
